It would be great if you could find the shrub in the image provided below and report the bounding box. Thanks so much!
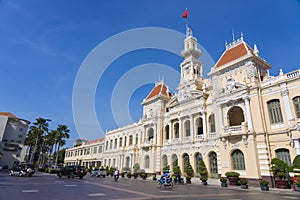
[200,176,208,182]
[259,179,269,186]
[198,160,208,175]
[132,163,140,173]
[163,165,170,173]
[239,178,248,185]
[185,160,194,176]
[225,171,240,177]
[122,166,131,173]
[141,173,147,179]
[152,173,157,181]
[220,177,228,183]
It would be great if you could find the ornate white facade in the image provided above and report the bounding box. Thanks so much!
[0,112,30,168]
[65,28,300,183]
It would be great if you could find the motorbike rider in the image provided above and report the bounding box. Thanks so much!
[113,168,119,181]
[160,170,171,184]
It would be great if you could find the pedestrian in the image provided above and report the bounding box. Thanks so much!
[114,168,119,182]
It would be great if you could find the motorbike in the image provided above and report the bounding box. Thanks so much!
[19,168,33,177]
[9,163,34,177]
[157,177,174,189]
[114,174,119,182]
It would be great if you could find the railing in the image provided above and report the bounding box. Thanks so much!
[196,135,203,140]
[172,138,180,143]
[184,136,192,141]
[286,70,300,79]
[163,140,170,144]
[225,125,242,133]
[209,132,216,138]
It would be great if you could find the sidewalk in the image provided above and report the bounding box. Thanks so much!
[189,177,299,195]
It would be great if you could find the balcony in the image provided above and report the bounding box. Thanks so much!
[224,125,247,135]
[196,135,203,140]
[209,132,217,138]
[172,138,180,143]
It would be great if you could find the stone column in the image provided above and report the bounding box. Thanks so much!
[292,138,300,155]
[244,97,253,132]
[202,111,207,138]
[281,87,293,125]
[218,105,224,134]
[190,115,194,139]
[179,118,182,140]
[168,122,172,142]
[154,123,157,145]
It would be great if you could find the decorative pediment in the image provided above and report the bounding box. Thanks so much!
[166,96,178,108]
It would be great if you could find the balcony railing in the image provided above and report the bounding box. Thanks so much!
[225,125,246,134]
[196,135,203,140]
[209,132,216,138]
[172,138,180,143]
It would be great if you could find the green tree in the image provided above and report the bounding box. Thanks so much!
[26,118,51,164]
[185,160,194,176]
[54,125,70,166]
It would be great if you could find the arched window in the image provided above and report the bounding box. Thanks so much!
[129,135,133,145]
[196,117,203,136]
[174,123,179,138]
[145,155,150,169]
[293,96,300,119]
[209,114,216,133]
[162,155,168,167]
[119,137,123,147]
[110,140,113,149]
[194,152,203,175]
[165,125,170,140]
[184,120,190,137]
[267,99,283,124]
[105,141,109,150]
[172,154,178,167]
[147,128,154,141]
[228,106,244,126]
[276,149,291,166]
[231,150,245,170]
[183,153,189,172]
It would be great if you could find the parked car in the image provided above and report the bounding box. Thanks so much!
[57,165,87,179]
[9,163,35,177]
[91,168,107,177]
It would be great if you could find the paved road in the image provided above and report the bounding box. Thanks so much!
[0,172,299,200]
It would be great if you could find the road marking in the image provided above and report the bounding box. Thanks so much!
[88,193,106,197]
[283,197,299,199]
[22,190,39,193]
[65,185,78,187]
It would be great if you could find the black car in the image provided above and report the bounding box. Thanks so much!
[57,165,87,179]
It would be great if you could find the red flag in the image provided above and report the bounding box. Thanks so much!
[182,9,188,18]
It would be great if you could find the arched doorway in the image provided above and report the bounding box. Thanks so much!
[209,152,218,178]
[194,152,203,176]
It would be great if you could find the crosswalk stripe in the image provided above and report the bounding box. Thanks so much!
[88,193,106,197]
[22,190,39,193]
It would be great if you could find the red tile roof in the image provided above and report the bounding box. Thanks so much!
[145,83,172,101]
[0,112,16,118]
[86,138,105,145]
[215,42,253,68]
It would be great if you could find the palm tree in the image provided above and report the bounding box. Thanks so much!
[27,118,51,164]
[54,125,70,166]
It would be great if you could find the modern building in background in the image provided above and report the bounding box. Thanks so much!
[0,112,30,168]
[64,28,300,184]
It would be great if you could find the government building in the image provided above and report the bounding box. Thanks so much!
[64,27,300,184]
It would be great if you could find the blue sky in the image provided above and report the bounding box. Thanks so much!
[1,0,299,147]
